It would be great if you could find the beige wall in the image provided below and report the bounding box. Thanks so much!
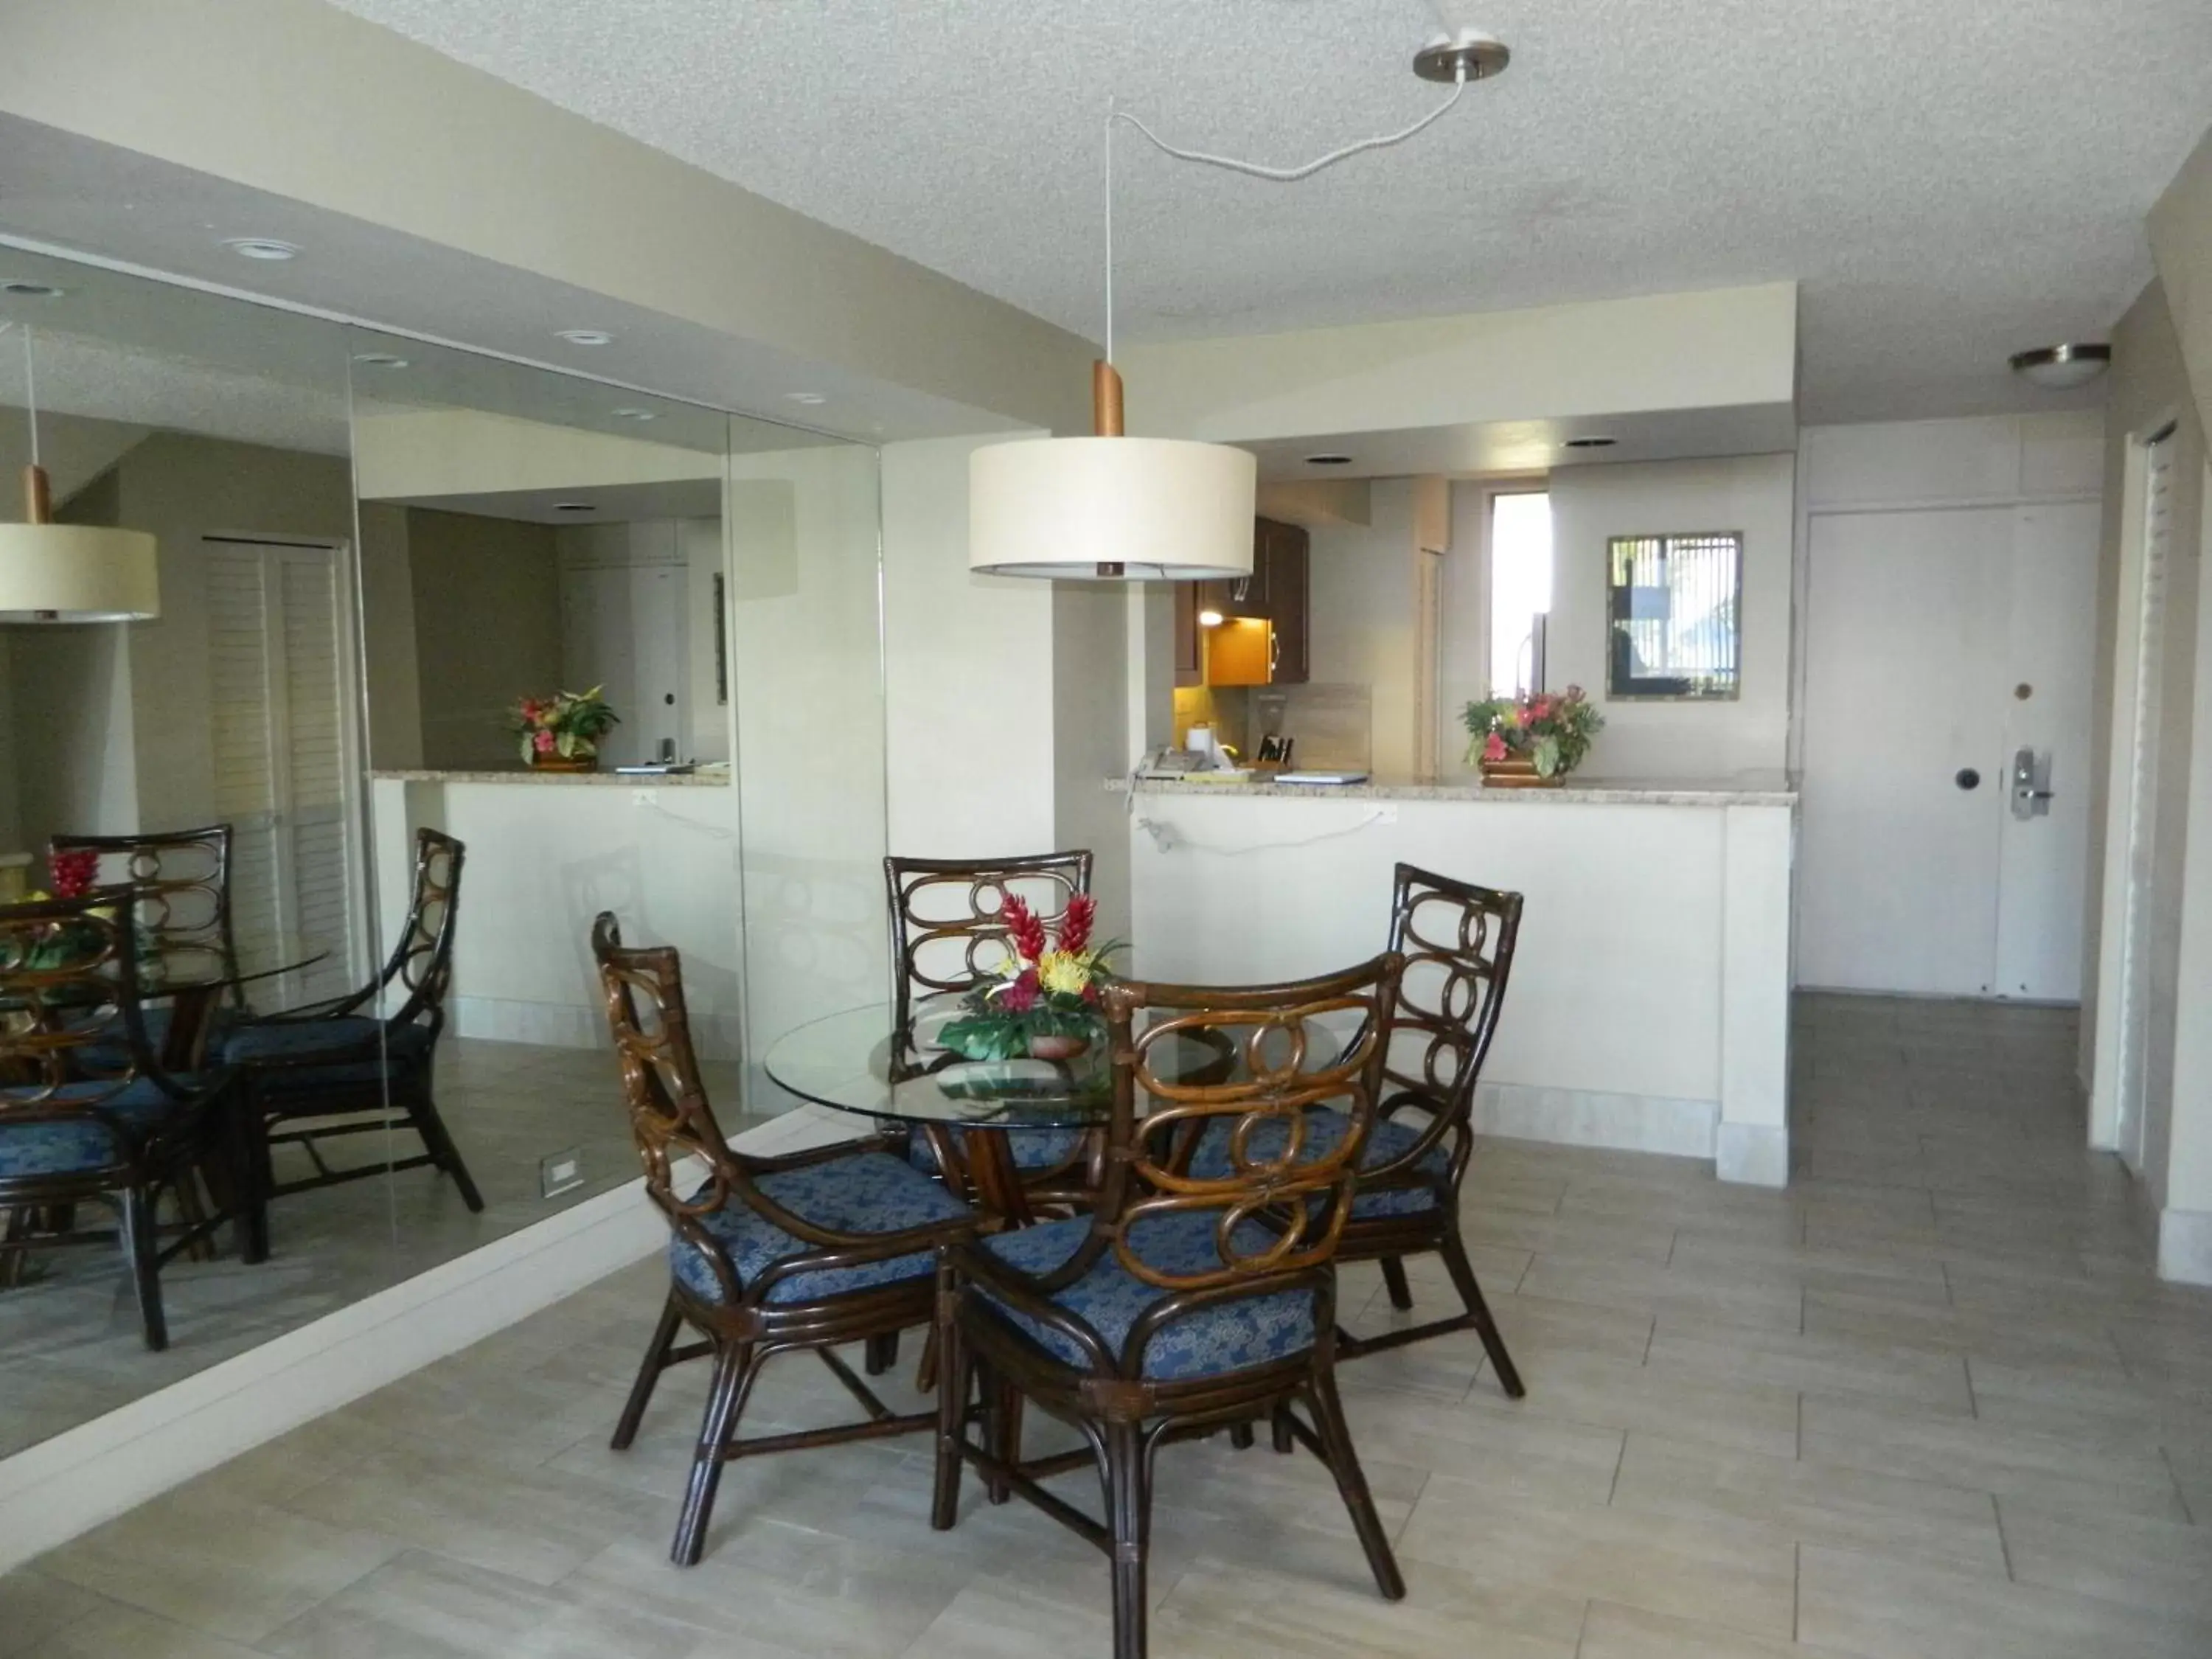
[1550,454,1797,779]
[356,501,423,771]
[407,509,563,771]
[2148,125,2212,440]
[1309,480,1421,780]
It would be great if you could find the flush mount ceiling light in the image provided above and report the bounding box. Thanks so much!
[557,328,614,347]
[351,352,409,370]
[2009,343,2111,391]
[0,281,64,299]
[1305,453,1354,466]
[970,22,1507,582]
[1562,435,1618,450]
[223,237,301,262]
[610,406,658,422]
[553,501,595,513]
[785,392,827,406]
[0,324,159,622]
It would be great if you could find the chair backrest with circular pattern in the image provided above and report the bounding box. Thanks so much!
[882,852,1092,1039]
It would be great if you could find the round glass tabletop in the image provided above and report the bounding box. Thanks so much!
[140,933,334,995]
[762,995,1346,1131]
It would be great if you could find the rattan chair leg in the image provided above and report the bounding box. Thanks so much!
[406,1088,484,1213]
[864,1330,900,1377]
[120,1188,167,1352]
[672,1339,759,1567]
[1439,1228,1524,1398]
[1271,1402,1296,1454]
[1101,1419,1151,1659]
[1309,1368,1405,1601]
[1227,1422,1255,1450]
[931,1303,971,1531]
[981,1366,1020,1505]
[1378,1256,1415,1310]
[613,1292,686,1450]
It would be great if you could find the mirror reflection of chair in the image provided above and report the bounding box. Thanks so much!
[0,894,247,1350]
[590,912,977,1565]
[883,851,1096,1204]
[221,829,481,1256]
[49,825,243,1066]
[1186,863,1526,1389]
[932,955,1410,1659]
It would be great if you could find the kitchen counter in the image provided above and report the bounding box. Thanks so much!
[372,768,730,787]
[1130,771,1796,807]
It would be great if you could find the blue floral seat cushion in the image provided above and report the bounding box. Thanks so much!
[905,1124,1088,1177]
[1187,1106,1450,1219]
[672,1150,971,1307]
[223,1018,433,1088]
[0,1078,199,1178]
[66,1004,232,1072]
[974,1212,1318,1381]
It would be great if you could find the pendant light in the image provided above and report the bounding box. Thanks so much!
[968,29,1508,582]
[0,324,159,622]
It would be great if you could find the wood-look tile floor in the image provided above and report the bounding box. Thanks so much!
[8,995,2212,1657]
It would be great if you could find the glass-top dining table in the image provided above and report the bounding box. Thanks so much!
[762,995,1344,1222]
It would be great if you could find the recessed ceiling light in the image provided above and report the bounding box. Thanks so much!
[610,407,658,422]
[0,281,65,299]
[223,237,302,262]
[2009,342,2110,390]
[351,352,409,370]
[785,392,827,406]
[553,501,596,513]
[1562,435,1618,450]
[1305,453,1353,466]
[557,329,614,347]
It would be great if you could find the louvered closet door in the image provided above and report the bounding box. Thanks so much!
[205,541,358,1010]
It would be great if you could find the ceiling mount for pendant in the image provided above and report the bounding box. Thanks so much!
[1413,32,1510,85]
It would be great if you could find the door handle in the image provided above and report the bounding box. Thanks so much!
[2011,748,2054,820]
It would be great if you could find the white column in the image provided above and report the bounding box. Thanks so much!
[1717,801,1794,1185]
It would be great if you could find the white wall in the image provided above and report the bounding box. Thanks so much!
[1309,479,1419,779]
[408,508,563,771]
[1053,582,1132,942]
[1549,453,1798,779]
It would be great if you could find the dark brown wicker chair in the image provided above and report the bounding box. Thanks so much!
[1189,863,1526,1392]
[220,829,480,1256]
[591,912,978,1566]
[932,954,1409,1659]
[0,894,244,1349]
[883,852,1096,1206]
[51,824,245,1062]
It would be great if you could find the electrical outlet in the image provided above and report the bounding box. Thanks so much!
[540,1148,585,1199]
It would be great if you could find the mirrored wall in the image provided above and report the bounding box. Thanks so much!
[0,246,888,1458]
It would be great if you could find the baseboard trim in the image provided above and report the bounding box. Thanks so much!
[448,995,740,1061]
[0,1106,851,1573]
[2158,1206,2212,1287]
[1715,1121,1789,1188]
[1473,1082,1719,1162]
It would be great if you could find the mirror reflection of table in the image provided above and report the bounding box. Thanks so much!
[144,933,336,1069]
[762,994,1342,1223]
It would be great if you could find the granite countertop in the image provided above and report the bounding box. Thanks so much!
[372,768,731,787]
[1127,771,1798,807]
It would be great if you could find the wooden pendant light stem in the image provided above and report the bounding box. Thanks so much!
[22,464,51,526]
[1092,361,1124,438]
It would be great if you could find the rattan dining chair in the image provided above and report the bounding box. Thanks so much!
[0,894,244,1349]
[932,955,1410,1659]
[883,851,1097,1205]
[1186,863,1526,1394]
[591,912,978,1566]
[220,829,480,1257]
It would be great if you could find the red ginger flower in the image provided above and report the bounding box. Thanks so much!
[1059,892,1095,955]
[51,849,99,900]
[998,967,1041,1012]
[1002,894,1050,964]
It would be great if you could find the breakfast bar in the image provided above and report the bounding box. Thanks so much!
[1127,773,1798,1184]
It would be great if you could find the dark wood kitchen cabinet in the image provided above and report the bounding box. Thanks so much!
[1262,518,1310,685]
[1183,517,1310,689]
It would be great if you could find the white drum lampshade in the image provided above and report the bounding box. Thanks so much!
[0,521,161,622]
[969,436,1256,582]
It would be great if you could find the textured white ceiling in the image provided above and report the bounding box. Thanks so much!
[324,0,2212,423]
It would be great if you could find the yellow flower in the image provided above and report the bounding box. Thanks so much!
[1037,950,1091,997]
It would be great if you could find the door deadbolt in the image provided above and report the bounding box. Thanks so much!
[1955,768,1980,790]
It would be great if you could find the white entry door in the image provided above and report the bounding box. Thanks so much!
[205,539,362,1010]
[1798,501,2098,998]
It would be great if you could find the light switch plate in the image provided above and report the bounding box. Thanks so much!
[540,1148,585,1199]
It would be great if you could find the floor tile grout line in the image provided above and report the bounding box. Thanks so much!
[2160,1445,2196,1526]
[1991,1492,2014,1582]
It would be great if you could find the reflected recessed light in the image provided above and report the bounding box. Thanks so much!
[223,237,302,262]
[785,392,827,406]
[553,501,596,513]
[610,407,658,422]
[351,352,409,370]
[0,280,65,299]
[1198,609,1225,627]
[557,329,614,347]
[1562,435,1618,450]
[1305,453,1353,466]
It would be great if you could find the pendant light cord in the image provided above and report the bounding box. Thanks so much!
[1102,58,1471,362]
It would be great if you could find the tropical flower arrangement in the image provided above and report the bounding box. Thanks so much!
[15,849,130,971]
[935,893,1118,1062]
[509,686,619,769]
[1464,686,1604,785]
